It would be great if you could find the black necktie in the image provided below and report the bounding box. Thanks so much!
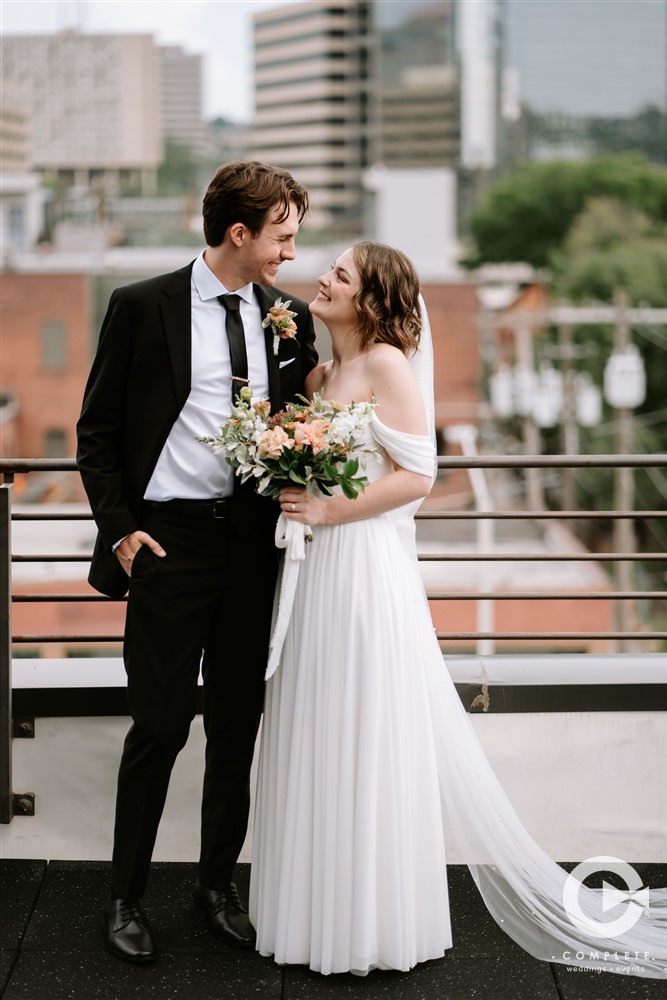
[218,293,249,404]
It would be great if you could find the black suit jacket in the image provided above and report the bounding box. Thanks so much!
[77,260,318,598]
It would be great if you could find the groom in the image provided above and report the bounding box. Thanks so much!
[77,161,317,963]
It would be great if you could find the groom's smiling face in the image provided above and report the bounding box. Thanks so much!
[236,200,300,286]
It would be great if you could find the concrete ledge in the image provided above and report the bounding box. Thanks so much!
[11,654,667,715]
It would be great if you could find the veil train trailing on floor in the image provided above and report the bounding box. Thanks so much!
[412,297,666,979]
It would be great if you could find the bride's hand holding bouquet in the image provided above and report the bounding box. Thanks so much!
[197,387,379,676]
[197,386,378,535]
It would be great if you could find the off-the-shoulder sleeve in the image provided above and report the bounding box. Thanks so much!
[370,414,436,479]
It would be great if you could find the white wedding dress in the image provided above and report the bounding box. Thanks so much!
[250,415,451,974]
[249,412,667,978]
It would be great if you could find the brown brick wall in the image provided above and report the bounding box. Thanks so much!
[430,595,614,654]
[12,582,613,657]
[2,274,481,458]
[1,273,92,459]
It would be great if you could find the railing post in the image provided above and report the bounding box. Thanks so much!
[0,475,14,823]
[612,291,639,652]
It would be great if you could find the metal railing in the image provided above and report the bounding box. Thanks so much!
[1,454,666,822]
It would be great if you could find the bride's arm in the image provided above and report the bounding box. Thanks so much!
[281,346,432,526]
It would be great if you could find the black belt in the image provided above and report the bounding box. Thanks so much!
[147,498,231,519]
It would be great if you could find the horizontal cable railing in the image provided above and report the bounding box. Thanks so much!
[3,456,662,472]
[2,454,666,821]
[2,455,666,646]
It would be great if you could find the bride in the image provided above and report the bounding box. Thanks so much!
[248,241,666,978]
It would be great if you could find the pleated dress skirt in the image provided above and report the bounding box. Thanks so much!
[249,512,452,975]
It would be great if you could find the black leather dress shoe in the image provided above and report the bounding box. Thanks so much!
[103,897,157,963]
[193,879,256,948]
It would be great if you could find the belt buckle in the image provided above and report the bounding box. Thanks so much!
[213,499,229,519]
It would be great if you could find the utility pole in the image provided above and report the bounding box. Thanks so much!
[514,318,544,512]
[611,290,637,651]
[559,322,578,513]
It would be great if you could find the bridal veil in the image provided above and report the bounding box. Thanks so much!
[412,294,666,979]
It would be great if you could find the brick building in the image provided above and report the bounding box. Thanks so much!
[1,272,92,464]
[3,260,612,657]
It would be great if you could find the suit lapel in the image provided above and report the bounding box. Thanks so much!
[254,284,281,412]
[160,263,194,409]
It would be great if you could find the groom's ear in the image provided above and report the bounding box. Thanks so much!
[228,222,248,248]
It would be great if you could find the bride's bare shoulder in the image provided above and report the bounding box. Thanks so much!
[364,343,412,378]
[364,343,424,425]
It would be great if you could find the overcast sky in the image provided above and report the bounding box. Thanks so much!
[0,0,303,121]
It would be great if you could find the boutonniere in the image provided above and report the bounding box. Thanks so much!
[262,297,298,356]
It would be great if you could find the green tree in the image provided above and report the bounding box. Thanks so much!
[544,199,667,559]
[157,138,202,196]
[588,104,667,164]
[464,154,667,268]
[550,197,667,430]
[468,157,667,569]
[521,104,667,165]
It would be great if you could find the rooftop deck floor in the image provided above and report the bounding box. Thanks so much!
[2,860,665,1000]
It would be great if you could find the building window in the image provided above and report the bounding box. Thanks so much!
[8,204,25,248]
[41,319,67,369]
[44,428,68,457]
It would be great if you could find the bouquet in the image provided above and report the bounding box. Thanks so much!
[196,387,378,503]
[197,388,380,678]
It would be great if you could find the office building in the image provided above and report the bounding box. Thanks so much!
[251,0,460,231]
[159,44,205,154]
[0,31,162,193]
[0,87,44,254]
[251,0,371,232]
[0,86,30,173]
[499,0,667,164]
[374,0,460,168]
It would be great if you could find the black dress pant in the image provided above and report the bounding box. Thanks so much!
[110,499,278,900]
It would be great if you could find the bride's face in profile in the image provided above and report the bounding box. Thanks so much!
[310,247,360,332]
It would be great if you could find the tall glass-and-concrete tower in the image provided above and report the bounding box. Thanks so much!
[499,0,667,163]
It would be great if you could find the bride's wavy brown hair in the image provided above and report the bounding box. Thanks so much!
[351,241,421,355]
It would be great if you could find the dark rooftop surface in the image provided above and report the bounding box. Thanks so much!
[2,859,665,1000]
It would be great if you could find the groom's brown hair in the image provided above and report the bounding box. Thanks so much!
[203,160,309,246]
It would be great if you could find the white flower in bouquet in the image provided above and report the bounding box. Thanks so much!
[196,392,380,500]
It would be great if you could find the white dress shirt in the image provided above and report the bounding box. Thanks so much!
[144,249,270,501]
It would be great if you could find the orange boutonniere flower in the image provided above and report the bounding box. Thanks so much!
[262,297,298,355]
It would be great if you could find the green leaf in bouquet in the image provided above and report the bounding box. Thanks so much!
[341,472,370,500]
[288,469,307,485]
[341,479,359,500]
[343,458,359,478]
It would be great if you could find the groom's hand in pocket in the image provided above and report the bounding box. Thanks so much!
[115,530,167,577]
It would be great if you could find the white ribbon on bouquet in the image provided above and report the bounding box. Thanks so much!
[265,513,312,679]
